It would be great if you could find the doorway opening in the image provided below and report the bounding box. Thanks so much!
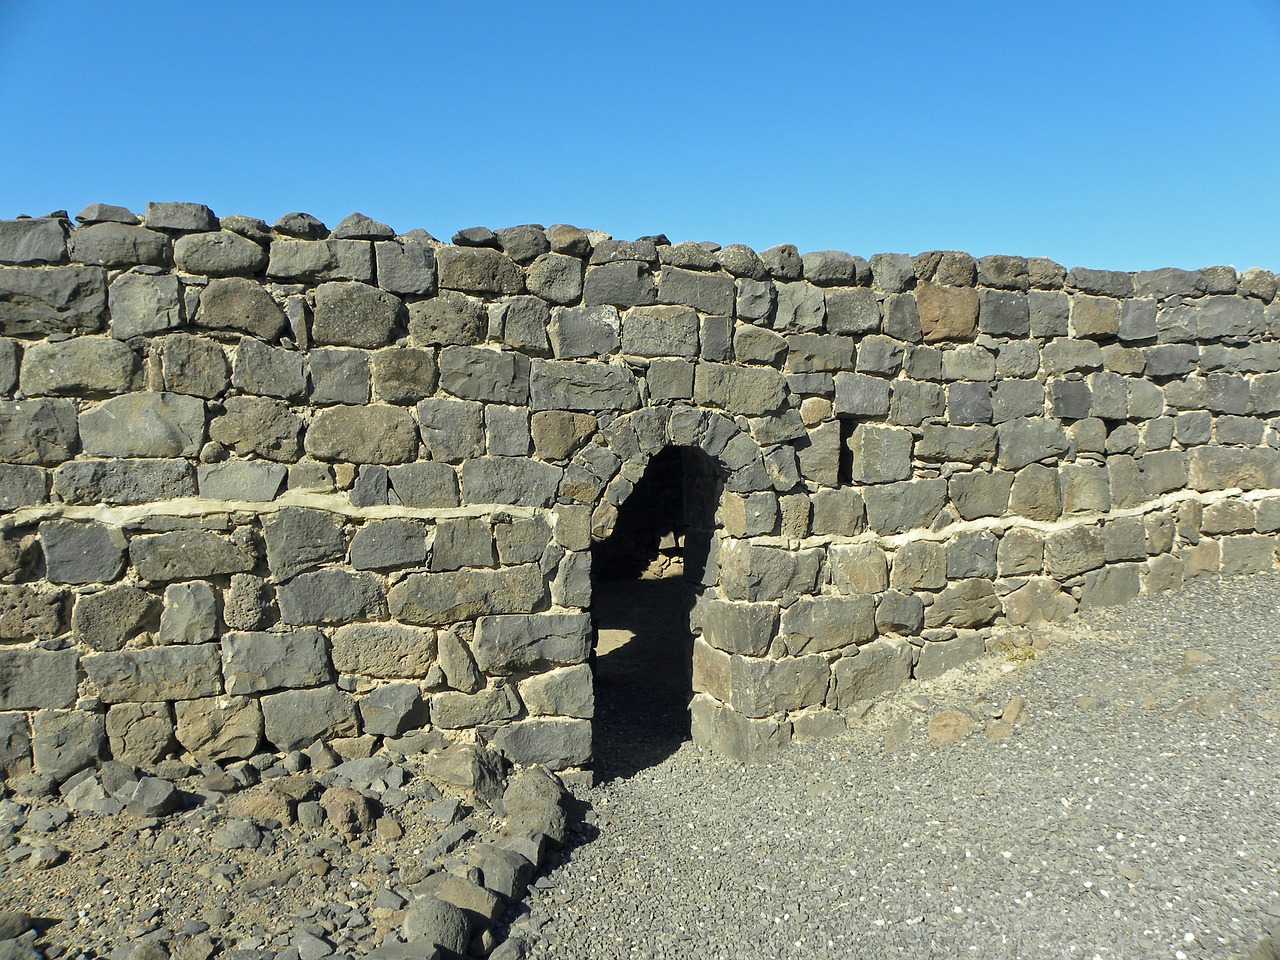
[589,445,721,780]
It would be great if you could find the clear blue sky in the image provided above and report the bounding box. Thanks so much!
[2,1,1277,272]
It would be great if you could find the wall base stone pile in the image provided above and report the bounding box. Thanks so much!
[1,202,1278,779]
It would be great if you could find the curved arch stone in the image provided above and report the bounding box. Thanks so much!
[560,403,775,539]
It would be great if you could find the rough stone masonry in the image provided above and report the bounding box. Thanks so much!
[0,202,1277,784]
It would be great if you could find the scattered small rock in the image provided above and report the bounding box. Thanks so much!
[928,710,978,746]
[318,785,376,837]
[1176,649,1217,675]
[1195,687,1239,717]
[883,716,911,754]
[211,818,260,851]
[28,843,64,869]
[1003,696,1027,725]
[402,895,471,954]
[0,911,36,940]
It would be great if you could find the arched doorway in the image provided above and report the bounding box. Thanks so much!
[589,445,723,779]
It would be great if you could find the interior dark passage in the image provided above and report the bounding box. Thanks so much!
[589,446,720,780]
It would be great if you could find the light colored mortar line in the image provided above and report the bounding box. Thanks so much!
[7,485,1280,548]
[758,485,1280,552]
[0,491,541,531]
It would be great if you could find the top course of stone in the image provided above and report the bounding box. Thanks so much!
[1,202,1275,348]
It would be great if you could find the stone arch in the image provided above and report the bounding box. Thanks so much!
[558,403,775,542]
[558,403,778,763]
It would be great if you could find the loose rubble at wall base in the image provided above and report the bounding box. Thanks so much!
[1,201,1278,956]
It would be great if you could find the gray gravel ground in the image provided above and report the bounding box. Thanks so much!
[515,574,1280,960]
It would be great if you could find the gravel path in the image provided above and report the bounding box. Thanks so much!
[515,574,1280,960]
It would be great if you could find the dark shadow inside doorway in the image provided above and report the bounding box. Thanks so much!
[589,446,720,782]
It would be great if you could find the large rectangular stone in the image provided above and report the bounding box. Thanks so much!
[0,648,77,709]
[1188,447,1280,492]
[728,653,829,719]
[833,372,891,417]
[79,393,206,458]
[1069,294,1121,340]
[0,264,107,335]
[1044,525,1105,578]
[1220,534,1276,576]
[0,464,50,509]
[991,380,1045,423]
[0,398,79,465]
[529,359,640,411]
[584,261,658,308]
[518,663,594,719]
[914,632,986,679]
[415,397,485,463]
[439,346,530,404]
[717,541,823,601]
[438,246,525,296]
[829,638,912,708]
[825,287,880,335]
[862,478,948,535]
[53,458,195,505]
[173,694,263,763]
[779,596,875,655]
[915,425,996,464]
[848,425,912,483]
[261,686,359,752]
[195,277,288,340]
[491,717,591,769]
[0,217,68,265]
[698,599,778,657]
[276,570,385,625]
[621,305,698,358]
[305,405,418,464]
[924,579,1001,629]
[1192,295,1266,340]
[689,694,791,763]
[231,337,306,400]
[39,519,127,585]
[460,457,562,507]
[0,584,66,640]
[658,267,734,314]
[20,336,139,396]
[948,469,1013,520]
[995,417,1070,470]
[221,628,333,695]
[266,239,373,282]
[829,542,889,595]
[809,487,865,537]
[387,565,547,625]
[330,623,437,678]
[979,289,1030,337]
[312,281,404,349]
[197,460,286,502]
[388,461,461,507]
[130,530,257,582]
[693,363,787,416]
[915,283,978,342]
[1079,564,1142,610]
[472,613,592,675]
[83,645,222,703]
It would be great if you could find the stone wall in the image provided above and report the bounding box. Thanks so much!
[1,201,1278,779]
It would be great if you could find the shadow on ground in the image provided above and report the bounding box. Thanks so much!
[589,577,697,783]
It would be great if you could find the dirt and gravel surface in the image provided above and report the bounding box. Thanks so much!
[2,573,1278,959]
[0,743,516,959]
[515,574,1280,960]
